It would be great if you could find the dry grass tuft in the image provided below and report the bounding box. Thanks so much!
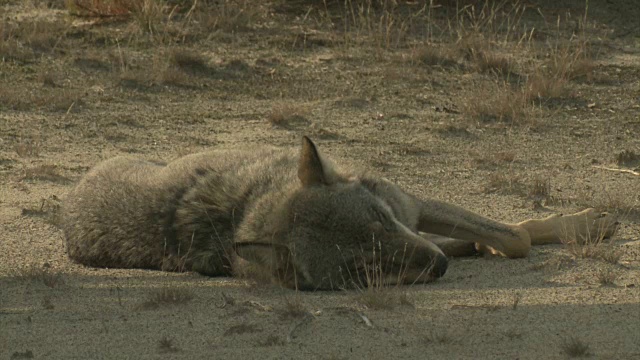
[21,195,62,227]
[42,296,55,310]
[576,186,639,219]
[530,254,576,272]
[258,334,286,347]
[22,165,70,183]
[224,323,261,336]
[505,328,523,340]
[565,242,622,265]
[357,288,397,310]
[13,264,65,288]
[353,248,416,311]
[472,50,514,75]
[424,330,453,345]
[615,150,640,168]
[14,139,41,158]
[65,0,136,17]
[561,220,622,265]
[462,83,537,125]
[524,42,594,101]
[158,336,179,353]
[484,171,525,195]
[39,71,59,87]
[139,287,194,309]
[529,177,551,207]
[170,48,209,74]
[158,66,190,86]
[66,0,165,34]
[279,295,309,319]
[267,104,309,128]
[411,44,458,67]
[546,42,595,81]
[194,0,260,33]
[0,86,83,112]
[0,18,69,60]
[66,0,260,40]
[470,150,515,168]
[595,267,619,286]
[523,71,568,100]
[560,336,591,358]
[10,350,34,359]
[119,51,197,88]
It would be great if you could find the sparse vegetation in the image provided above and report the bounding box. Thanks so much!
[353,246,417,311]
[505,328,523,340]
[0,86,83,112]
[462,83,537,124]
[561,336,591,358]
[9,350,34,359]
[356,288,397,311]
[596,267,619,286]
[14,139,41,158]
[472,50,514,75]
[470,150,515,168]
[22,165,70,183]
[258,334,286,347]
[21,196,62,227]
[158,336,179,353]
[12,264,64,288]
[511,293,520,310]
[42,296,54,310]
[424,330,453,345]
[170,48,209,74]
[279,295,308,319]
[530,255,576,272]
[574,181,640,220]
[224,323,261,336]
[267,104,309,128]
[484,171,525,195]
[528,177,552,208]
[411,44,458,67]
[562,236,622,265]
[615,150,640,168]
[2,1,638,357]
[139,287,194,309]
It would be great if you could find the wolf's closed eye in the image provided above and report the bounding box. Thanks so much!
[373,210,395,232]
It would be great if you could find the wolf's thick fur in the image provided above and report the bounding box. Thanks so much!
[62,137,618,290]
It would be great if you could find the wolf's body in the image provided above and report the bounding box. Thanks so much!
[62,137,617,290]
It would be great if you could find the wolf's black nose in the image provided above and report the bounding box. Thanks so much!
[432,254,448,278]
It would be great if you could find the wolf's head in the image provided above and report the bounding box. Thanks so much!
[235,137,447,290]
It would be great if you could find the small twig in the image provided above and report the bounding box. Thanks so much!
[358,312,373,327]
[593,165,640,176]
[217,292,235,309]
[244,300,272,312]
[286,313,313,343]
[65,101,76,116]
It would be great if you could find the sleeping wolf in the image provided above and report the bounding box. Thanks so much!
[62,137,618,290]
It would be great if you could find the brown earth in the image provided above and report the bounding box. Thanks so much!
[1,1,639,359]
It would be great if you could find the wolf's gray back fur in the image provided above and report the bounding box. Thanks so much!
[63,138,449,290]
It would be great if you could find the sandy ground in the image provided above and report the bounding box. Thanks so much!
[1,1,640,359]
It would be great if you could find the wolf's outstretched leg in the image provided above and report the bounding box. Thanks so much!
[417,198,619,258]
[516,208,618,245]
[422,234,477,257]
[416,198,532,257]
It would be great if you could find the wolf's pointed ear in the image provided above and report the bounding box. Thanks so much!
[298,136,328,187]
[234,242,293,271]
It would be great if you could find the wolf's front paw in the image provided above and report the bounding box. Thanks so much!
[563,208,619,243]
